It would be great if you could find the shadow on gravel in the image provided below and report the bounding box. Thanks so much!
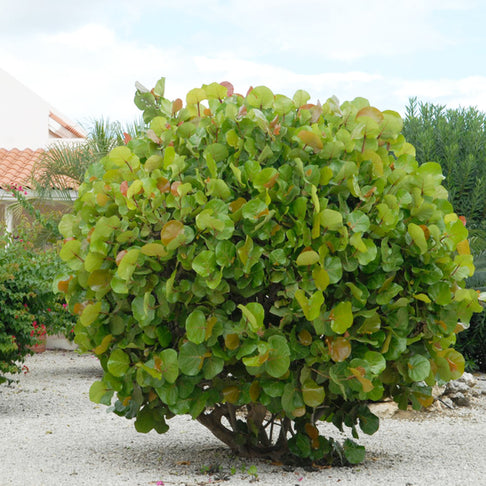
[87,427,238,477]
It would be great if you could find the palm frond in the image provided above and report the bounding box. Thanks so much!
[32,143,92,200]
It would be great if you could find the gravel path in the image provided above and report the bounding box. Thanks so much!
[1,350,486,486]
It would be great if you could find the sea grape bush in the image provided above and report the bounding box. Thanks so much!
[58,79,482,464]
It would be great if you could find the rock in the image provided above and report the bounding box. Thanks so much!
[368,401,399,418]
[459,372,477,387]
[438,397,455,409]
[449,392,471,407]
[445,380,470,395]
[432,385,446,399]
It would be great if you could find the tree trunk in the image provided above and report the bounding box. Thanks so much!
[196,404,290,460]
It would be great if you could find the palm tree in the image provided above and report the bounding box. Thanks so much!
[8,118,144,245]
[33,117,143,200]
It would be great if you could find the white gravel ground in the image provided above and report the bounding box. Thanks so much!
[1,350,486,486]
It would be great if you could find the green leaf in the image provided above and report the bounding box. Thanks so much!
[381,110,403,138]
[408,223,428,254]
[153,77,166,97]
[313,267,330,291]
[350,232,367,253]
[265,335,290,378]
[134,406,156,433]
[109,146,134,166]
[435,349,465,381]
[296,249,320,266]
[80,302,102,327]
[364,351,386,375]
[132,293,155,326]
[320,209,343,230]
[84,252,104,272]
[89,381,113,405]
[93,334,112,355]
[196,209,226,233]
[155,383,178,406]
[295,290,324,321]
[347,211,370,233]
[274,94,294,114]
[407,355,431,382]
[203,356,224,380]
[293,89,311,107]
[117,249,140,280]
[178,342,206,376]
[203,81,228,100]
[358,407,380,435]
[107,349,130,377]
[140,243,168,257]
[238,302,265,332]
[253,167,279,190]
[302,379,325,407]
[87,270,111,292]
[186,87,206,105]
[60,239,82,263]
[330,301,353,334]
[242,199,268,220]
[186,309,207,344]
[206,179,231,200]
[215,240,236,267]
[159,349,179,383]
[343,439,366,465]
[192,250,216,278]
[205,143,229,163]
[247,85,274,109]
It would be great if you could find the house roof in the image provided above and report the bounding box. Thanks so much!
[0,147,82,191]
[49,110,86,139]
[0,148,45,189]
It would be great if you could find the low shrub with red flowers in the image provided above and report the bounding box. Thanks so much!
[0,222,76,384]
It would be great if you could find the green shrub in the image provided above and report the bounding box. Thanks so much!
[457,250,486,371]
[403,97,486,229]
[0,222,76,383]
[59,79,482,465]
[456,310,486,371]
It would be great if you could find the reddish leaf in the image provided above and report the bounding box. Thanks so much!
[120,180,128,197]
[172,98,183,114]
[220,81,234,96]
[160,220,184,246]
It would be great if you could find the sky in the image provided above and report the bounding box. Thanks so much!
[1,0,486,128]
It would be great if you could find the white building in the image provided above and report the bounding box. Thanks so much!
[0,68,85,231]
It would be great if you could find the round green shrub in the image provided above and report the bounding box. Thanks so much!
[58,79,482,465]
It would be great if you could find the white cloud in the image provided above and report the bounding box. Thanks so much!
[192,56,382,102]
[44,24,116,50]
[395,76,486,110]
[0,0,484,124]
[128,0,465,61]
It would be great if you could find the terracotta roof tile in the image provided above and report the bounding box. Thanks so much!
[0,148,45,189]
[49,111,86,139]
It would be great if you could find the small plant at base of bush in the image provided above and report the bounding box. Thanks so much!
[58,79,482,465]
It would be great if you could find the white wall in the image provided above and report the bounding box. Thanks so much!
[0,68,52,149]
